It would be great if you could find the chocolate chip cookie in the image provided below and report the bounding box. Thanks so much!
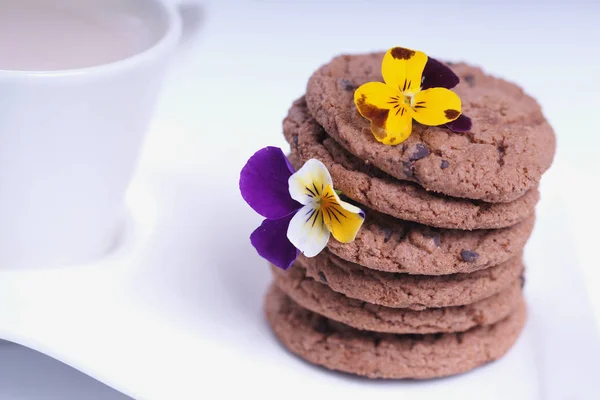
[327,207,534,275]
[272,264,523,334]
[285,99,539,229]
[265,284,526,379]
[305,52,556,203]
[294,250,523,310]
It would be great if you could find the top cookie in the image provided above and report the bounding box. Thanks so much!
[306,52,556,203]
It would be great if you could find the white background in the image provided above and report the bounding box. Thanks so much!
[1,0,600,399]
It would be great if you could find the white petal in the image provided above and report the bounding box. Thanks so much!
[288,159,333,205]
[287,205,330,257]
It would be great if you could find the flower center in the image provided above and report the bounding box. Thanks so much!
[388,93,413,108]
[309,184,340,216]
[317,195,332,208]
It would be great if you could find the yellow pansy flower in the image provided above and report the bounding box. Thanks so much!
[354,47,463,145]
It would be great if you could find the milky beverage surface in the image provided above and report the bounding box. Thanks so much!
[0,0,160,71]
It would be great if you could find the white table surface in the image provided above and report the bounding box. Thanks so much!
[1,1,600,399]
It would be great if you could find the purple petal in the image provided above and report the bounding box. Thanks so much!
[250,215,299,270]
[422,58,460,90]
[240,146,301,220]
[445,114,472,132]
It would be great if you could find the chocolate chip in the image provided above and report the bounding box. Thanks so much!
[456,332,464,344]
[339,78,356,92]
[409,143,430,161]
[318,271,328,285]
[460,250,479,262]
[363,302,380,313]
[402,161,415,178]
[292,135,298,148]
[312,317,330,334]
[520,275,526,288]
[497,142,507,167]
[472,311,486,325]
[464,74,475,87]
[423,231,441,247]
[440,160,450,169]
[381,227,394,243]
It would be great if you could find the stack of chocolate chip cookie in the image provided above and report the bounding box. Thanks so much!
[265,52,555,379]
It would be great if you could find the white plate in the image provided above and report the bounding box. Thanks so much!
[0,340,130,400]
[0,153,598,400]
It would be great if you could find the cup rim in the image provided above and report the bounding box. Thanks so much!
[0,0,182,79]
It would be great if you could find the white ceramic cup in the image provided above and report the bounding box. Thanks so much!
[0,0,184,269]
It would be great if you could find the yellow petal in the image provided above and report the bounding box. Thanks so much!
[411,87,462,126]
[354,82,413,145]
[320,185,365,243]
[382,47,428,95]
[382,104,413,145]
[354,81,399,112]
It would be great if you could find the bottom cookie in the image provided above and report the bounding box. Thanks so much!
[265,284,526,379]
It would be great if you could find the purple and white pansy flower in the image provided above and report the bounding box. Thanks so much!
[240,147,365,270]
